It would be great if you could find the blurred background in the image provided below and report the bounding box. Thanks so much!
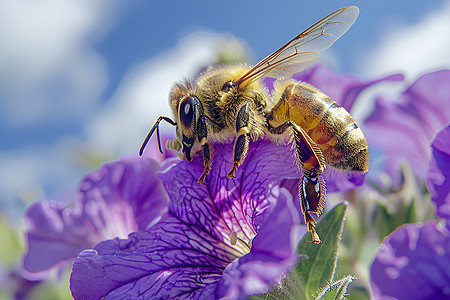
[1,0,449,298]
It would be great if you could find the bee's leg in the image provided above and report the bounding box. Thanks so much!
[268,121,326,244]
[227,134,250,178]
[300,175,326,244]
[198,143,213,184]
[227,104,250,178]
[197,115,212,184]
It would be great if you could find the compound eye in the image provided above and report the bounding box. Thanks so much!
[179,96,195,127]
[222,81,234,92]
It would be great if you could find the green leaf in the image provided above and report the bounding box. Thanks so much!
[250,202,347,300]
[296,202,347,300]
[250,270,304,300]
[373,201,393,240]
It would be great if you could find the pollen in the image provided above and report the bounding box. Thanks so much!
[230,232,238,245]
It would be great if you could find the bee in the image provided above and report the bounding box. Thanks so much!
[139,6,368,244]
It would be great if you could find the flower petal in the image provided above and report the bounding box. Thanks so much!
[23,158,168,278]
[370,222,450,299]
[365,70,450,184]
[70,188,303,300]
[23,201,92,278]
[70,214,234,300]
[217,187,305,299]
[426,123,450,224]
[70,140,305,299]
[158,140,300,245]
[80,157,169,231]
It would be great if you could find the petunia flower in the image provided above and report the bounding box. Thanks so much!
[370,124,450,299]
[266,64,404,192]
[22,157,169,280]
[365,70,450,186]
[70,140,306,299]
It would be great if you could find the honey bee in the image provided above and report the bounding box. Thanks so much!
[139,6,368,244]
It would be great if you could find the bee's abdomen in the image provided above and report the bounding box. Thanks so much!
[270,82,369,173]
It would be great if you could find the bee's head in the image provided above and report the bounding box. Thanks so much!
[169,83,202,162]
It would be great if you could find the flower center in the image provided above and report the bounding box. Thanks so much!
[230,231,253,252]
[227,231,254,256]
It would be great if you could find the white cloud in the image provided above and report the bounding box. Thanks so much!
[84,32,247,157]
[0,0,114,126]
[0,145,84,220]
[360,0,450,79]
[0,32,247,212]
[0,0,118,218]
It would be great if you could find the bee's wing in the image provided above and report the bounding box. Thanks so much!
[236,6,359,86]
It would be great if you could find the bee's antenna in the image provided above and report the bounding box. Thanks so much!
[139,116,176,156]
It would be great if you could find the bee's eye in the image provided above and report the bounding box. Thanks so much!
[179,96,195,127]
[222,81,234,92]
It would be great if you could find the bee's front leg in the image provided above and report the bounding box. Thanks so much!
[197,115,213,184]
[198,143,212,184]
[227,104,251,178]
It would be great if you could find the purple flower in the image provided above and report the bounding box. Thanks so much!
[370,222,450,300]
[426,123,450,226]
[370,124,450,299]
[266,64,404,192]
[22,157,169,280]
[365,70,450,185]
[70,140,306,299]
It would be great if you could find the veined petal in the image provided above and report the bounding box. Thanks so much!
[70,214,234,300]
[217,187,305,299]
[158,140,300,249]
[70,188,303,300]
[71,140,305,299]
[23,158,168,279]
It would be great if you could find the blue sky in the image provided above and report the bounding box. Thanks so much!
[1,0,449,220]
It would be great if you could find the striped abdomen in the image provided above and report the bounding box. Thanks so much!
[269,82,369,173]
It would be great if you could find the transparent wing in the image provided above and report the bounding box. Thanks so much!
[236,6,359,86]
